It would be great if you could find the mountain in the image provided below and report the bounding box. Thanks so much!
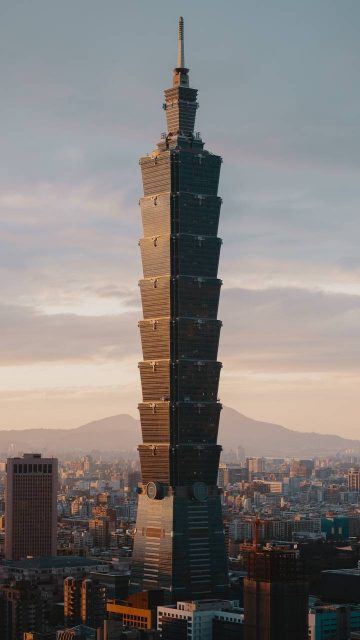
[219,407,360,457]
[0,414,139,458]
[0,407,358,458]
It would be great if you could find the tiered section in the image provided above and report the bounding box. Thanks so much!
[137,148,223,487]
[164,85,198,135]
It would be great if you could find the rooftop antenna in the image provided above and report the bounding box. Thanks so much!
[173,16,189,88]
[177,16,185,68]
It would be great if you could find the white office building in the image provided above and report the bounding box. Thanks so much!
[157,599,243,640]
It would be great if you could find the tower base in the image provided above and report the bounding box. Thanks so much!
[130,491,229,603]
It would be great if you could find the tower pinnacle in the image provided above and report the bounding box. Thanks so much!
[177,16,185,68]
[173,17,189,88]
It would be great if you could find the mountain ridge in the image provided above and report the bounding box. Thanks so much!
[0,407,358,458]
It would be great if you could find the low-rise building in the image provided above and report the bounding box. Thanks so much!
[157,600,243,640]
[309,604,360,640]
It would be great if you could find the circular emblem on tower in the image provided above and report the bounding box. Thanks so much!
[146,481,163,500]
[192,481,208,502]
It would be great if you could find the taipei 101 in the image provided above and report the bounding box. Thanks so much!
[0,4,358,639]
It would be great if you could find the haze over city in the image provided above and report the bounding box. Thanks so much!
[1,0,359,436]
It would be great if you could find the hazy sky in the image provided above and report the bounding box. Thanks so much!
[1,0,359,437]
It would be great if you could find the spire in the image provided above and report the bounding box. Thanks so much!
[173,17,189,88]
[163,15,198,141]
[177,16,185,68]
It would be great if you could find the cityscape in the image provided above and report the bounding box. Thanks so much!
[1,4,360,640]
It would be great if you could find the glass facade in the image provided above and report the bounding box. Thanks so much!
[130,18,228,602]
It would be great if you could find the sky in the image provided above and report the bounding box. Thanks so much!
[0,0,359,437]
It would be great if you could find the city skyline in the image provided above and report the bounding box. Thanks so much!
[1,1,360,436]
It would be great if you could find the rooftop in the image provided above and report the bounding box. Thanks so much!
[322,568,360,576]
[1,556,107,570]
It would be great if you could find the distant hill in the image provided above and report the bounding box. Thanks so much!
[0,407,358,459]
[0,414,139,458]
[219,407,360,456]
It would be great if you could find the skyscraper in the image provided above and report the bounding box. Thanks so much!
[130,18,228,601]
[0,581,45,639]
[243,534,308,639]
[64,576,82,627]
[64,576,107,629]
[81,578,107,629]
[348,468,360,493]
[5,453,58,560]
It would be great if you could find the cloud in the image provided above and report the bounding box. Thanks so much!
[0,182,143,316]
[0,1,359,433]
[0,183,132,225]
[0,303,139,365]
[0,383,140,430]
[1,285,360,377]
[221,257,360,296]
[219,287,360,372]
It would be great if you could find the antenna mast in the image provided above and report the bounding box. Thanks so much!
[177,16,185,68]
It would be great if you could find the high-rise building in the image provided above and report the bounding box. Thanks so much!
[218,463,246,488]
[81,455,95,475]
[64,577,82,627]
[127,470,142,495]
[81,578,107,629]
[64,577,106,629]
[348,469,360,493]
[290,459,314,479]
[0,581,45,640]
[5,453,58,560]
[308,604,360,640]
[89,517,111,549]
[243,542,308,640]
[246,458,265,477]
[321,568,360,604]
[130,17,228,602]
